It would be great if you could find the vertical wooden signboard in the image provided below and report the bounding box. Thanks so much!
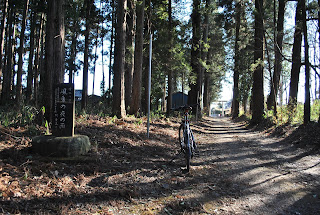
[52,83,75,137]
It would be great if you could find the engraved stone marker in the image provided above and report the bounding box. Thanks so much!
[52,83,75,137]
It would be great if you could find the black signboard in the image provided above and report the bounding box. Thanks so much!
[52,83,75,137]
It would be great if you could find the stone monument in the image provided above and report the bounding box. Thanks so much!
[32,83,90,157]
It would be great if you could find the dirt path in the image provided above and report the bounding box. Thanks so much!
[1,116,320,214]
[189,117,320,214]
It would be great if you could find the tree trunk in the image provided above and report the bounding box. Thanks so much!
[16,0,29,105]
[125,0,135,111]
[34,12,44,107]
[43,0,65,122]
[267,0,285,113]
[1,3,15,103]
[130,0,145,115]
[108,0,115,100]
[167,0,173,114]
[232,0,241,119]
[68,18,79,84]
[202,0,210,115]
[43,0,55,122]
[112,0,127,118]
[92,26,99,96]
[302,0,310,124]
[54,0,65,84]
[203,72,210,115]
[26,12,35,102]
[251,0,264,124]
[288,0,303,113]
[0,0,8,97]
[81,0,93,111]
[188,0,201,108]
[162,80,166,112]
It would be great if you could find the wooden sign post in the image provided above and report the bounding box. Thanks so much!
[52,83,75,137]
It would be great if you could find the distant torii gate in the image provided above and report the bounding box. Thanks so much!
[210,100,228,117]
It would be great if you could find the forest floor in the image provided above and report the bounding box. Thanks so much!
[0,115,320,214]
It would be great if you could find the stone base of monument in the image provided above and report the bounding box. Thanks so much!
[32,135,91,157]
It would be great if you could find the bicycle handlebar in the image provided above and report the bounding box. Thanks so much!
[172,104,199,112]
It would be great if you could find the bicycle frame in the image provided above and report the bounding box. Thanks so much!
[182,107,193,171]
[173,105,197,172]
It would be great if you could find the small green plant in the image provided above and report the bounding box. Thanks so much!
[23,169,29,180]
[109,115,117,124]
[45,120,50,135]
[135,118,143,125]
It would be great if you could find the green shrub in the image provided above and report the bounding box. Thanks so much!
[0,105,38,127]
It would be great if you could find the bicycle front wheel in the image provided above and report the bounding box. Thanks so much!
[185,143,191,172]
[178,124,184,150]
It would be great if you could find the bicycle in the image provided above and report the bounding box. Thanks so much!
[176,105,197,172]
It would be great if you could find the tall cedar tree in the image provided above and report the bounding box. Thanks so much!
[202,0,210,115]
[112,0,127,118]
[232,0,241,119]
[251,0,264,124]
[167,0,173,114]
[125,0,135,111]
[16,0,29,105]
[109,0,115,99]
[302,0,310,124]
[130,0,145,115]
[288,0,303,113]
[0,0,8,99]
[81,0,94,111]
[267,0,286,114]
[26,12,35,101]
[189,0,201,108]
[34,12,45,106]
[1,1,15,103]
[43,0,65,122]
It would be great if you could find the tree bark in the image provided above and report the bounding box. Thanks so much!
[267,0,285,113]
[92,26,99,96]
[68,14,79,84]
[43,0,55,122]
[108,0,115,101]
[112,0,127,118]
[202,0,210,115]
[302,0,310,124]
[188,0,201,108]
[167,0,173,114]
[1,3,15,103]
[125,0,136,111]
[251,0,264,124]
[0,0,8,97]
[26,12,35,101]
[81,0,93,111]
[34,12,44,107]
[130,0,145,115]
[16,0,29,105]
[232,0,241,119]
[43,0,65,122]
[288,0,303,113]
